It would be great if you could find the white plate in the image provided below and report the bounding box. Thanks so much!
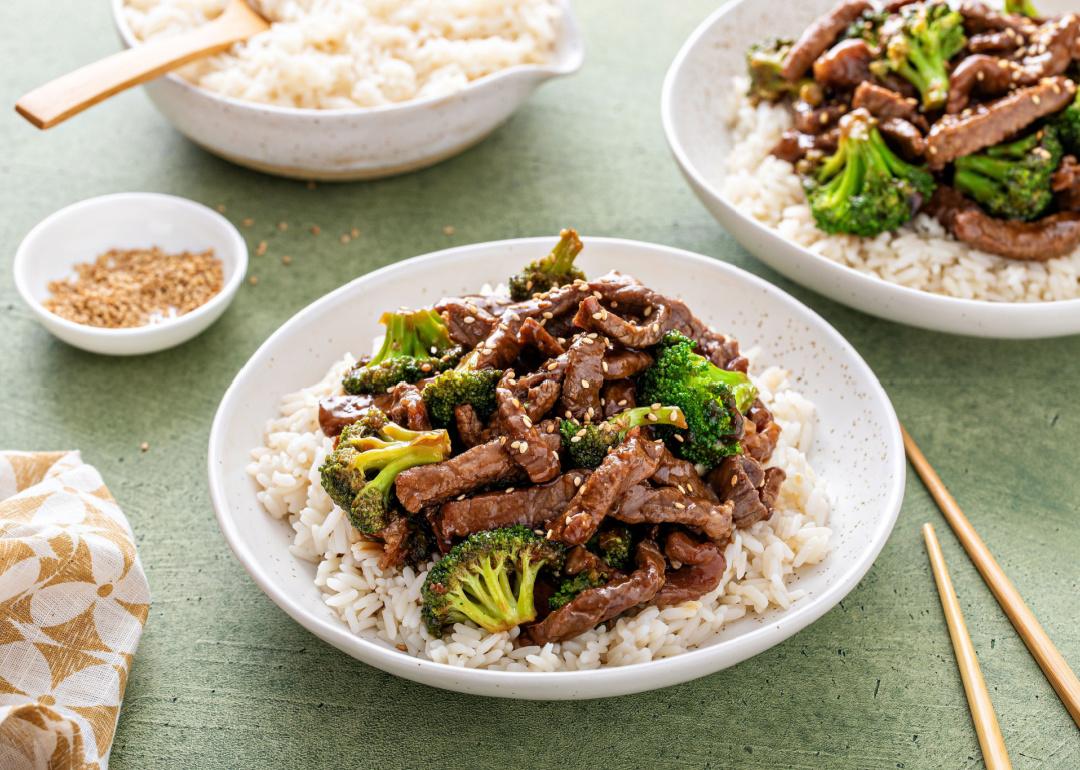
[110,0,584,181]
[661,0,1080,339]
[208,237,905,699]
[14,193,247,356]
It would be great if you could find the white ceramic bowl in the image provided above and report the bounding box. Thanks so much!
[661,0,1080,339]
[110,0,584,181]
[208,236,905,699]
[14,193,247,356]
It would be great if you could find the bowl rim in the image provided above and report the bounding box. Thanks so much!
[659,0,1080,318]
[13,191,248,340]
[208,235,906,695]
[110,0,585,120]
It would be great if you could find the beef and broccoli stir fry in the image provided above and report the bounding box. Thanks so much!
[750,0,1080,260]
[315,230,787,644]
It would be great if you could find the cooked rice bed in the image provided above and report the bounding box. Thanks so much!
[122,0,561,109]
[246,354,831,671]
[721,77,1080,303]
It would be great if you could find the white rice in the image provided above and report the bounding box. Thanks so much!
[123,0,561,109]
[246,353,832,671]
[721,76,1080,302]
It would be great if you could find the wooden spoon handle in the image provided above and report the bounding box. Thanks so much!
[15,1,267,129]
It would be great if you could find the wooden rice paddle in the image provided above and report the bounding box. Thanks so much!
[15,0,268,129]
[904,426,1080,728]
[922,523,1011,770]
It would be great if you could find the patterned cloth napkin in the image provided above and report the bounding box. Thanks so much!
[0,451,150,770]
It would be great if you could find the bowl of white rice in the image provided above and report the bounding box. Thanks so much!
[208,236,905,699]
[661,0,1080,338]
[114,0,583,180]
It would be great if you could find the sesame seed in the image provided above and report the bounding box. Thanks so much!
[256,241,268,256]
[818,112,829,125]
[1033,95,1041,105]
[601,361,609,373]
[643,306,652,317]
[674,502,686,510]
[581,379,590,389]
[281,255,292,265]
[522,415,532,428]
[241,217,254,227]
[542,311,554,319]
[571,435,582,443]
[505,487,515,494]
[573,476,583,487]
[651,403,661,410]
[216,204,226,213]
[457,494,467,501]
[547,362,558,371]
[248,275,259,285]
[566,410,573,419]
[518,442,529,454]
[546,529,554,538]
[674,434,684,443]
[592,311,603,321]
[730,476,738,487]
[651,323,660,333]
[669,409,679,421]
[646,412,658,421]
[463,316,475,324]
[617,399,628,407]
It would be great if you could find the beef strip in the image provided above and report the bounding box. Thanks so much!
[794,99,850,135]
[525,377,563,422]
[959,1,1037,36]
[879,117,926,160]
[927,185,1080,259]
[652,448,719,502]
[851,82,928,132]
[587,272,744,370]
[653,531,726,607]
[436,471,589,541]
[611,484,733,544]
[813,39,873,91]
[547,434,665,545]
[435,298,497,347]
[708,455,786,529]
[780,0,873,80]
[560,333,606,422]
[527,540,666,645]
[387,383,431,431]
[771,129,840,164]
[926,78,1076,168]
[497,372,560,484]
[318,394,376,437]
[377,516,428,570]
[968,30,1021,54]
[948,16,1078,113]
[761,467,785,512]
[602,380,636,419]
[742,399,782,463]
[454,404,485,449]
[517,317,566,358]
[1052,155,1080,211]
[395,433,561,513]
[602,349,653,380]
[573,295,669,348]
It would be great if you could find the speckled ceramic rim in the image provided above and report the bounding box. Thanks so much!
[660,0,1080,334]
[12,192,247,340]
[208,237,906,700]
[109,0,584,119]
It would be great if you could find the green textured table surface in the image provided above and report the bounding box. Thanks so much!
[3,2,1079,768]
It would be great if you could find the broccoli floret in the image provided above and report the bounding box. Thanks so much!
[549,570,606,610]
[639,331,758,469]
[559,405,688,469]
[342,309,461,395]
[508,229,585,301]
[1053,90,1080,155]
[843,9,889,47]
[804,109,935,236]
[422,367,503,426]
[745,39,823,106]
[590,525,633,571]
[319,409,451,534]
[421,526,565,635]
[954,127,1062,221]
[1004,0,1038,17]
[869,1,966,111]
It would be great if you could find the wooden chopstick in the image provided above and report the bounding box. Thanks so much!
[904,426,1080,728]
[922,523,1012,769]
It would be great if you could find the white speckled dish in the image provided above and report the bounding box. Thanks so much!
[208,237,905,699]
[662,0,1080,338]
[110,0,584,181]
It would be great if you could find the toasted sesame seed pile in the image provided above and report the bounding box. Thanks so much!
[44,247,224,328]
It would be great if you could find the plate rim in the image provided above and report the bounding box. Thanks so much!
[659,0,1080,327]
[207,235,906,698]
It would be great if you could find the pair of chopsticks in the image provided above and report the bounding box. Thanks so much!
[904,427,1080,769]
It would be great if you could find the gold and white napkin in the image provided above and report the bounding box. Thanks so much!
[0,451,150,769]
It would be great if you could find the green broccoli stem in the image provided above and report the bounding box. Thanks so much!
[609,405,689,435]
[1004,0,1038,18]
[953,169,1000,202]
[899,44,948,109]
[954,154,1015,182]
[548,229,584,276]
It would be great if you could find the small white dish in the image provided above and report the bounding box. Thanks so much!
[14,192,247,356]
[208,236,905,700]
[661,0,1080,339]
[110,0,585,181]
